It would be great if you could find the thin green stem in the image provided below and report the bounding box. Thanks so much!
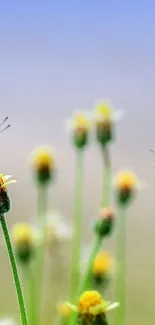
[21,265,36,325]
[28,265,36,325]
[21,266,29,319]
[69,149,84,301]
[37,185,48,227]
[78,236,102,293]
[68,236,102,325]
[114,206,126,325]
[36,184,49,325]
[1,217,28,325]
[101,146,111,207]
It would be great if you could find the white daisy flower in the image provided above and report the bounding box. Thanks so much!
[45,211,72,244]
[33,210,72,247]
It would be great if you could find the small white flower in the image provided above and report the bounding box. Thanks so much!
[35,210,72,246]
[46,211,72,243]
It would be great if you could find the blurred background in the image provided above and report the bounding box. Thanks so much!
[0,1,155,324]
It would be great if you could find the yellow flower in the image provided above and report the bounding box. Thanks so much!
[0,174,16,191]
[57,302,72,318]
[31,146,55,170]
[0,174,16,214]
[11,223,37,264]
[67,111,92,132]
[11,223,35,247]
[31,146,55,184]
[67,290,118,323]
[78,291,103,315]
[76,291,118,316]
[95,101,113,122]
[93,251,112,277]
[114,170,139,191]
[93,100,123,146]
[94,100,123,123]
[66,111,92,148]
[114,169,140,205]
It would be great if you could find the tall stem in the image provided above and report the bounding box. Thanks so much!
[68,236,102,325]
[36,185,48,325]
[114,207,126,325]
[1,217,28,325]
[78,236,102,293]
[101,146,111,207]
[70,149,84,301]
[28,266,36,325]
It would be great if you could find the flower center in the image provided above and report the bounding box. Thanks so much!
[78,291,102,314]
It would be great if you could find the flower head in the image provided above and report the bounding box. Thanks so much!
[31,146,55,185]
[66,111,92,149]
[0,174,16,215]
[0,174,16,190]
[68,290,118,322]
[93,251,113,277]
[38,210,72,248]
[114,169,140,205]
[93,100,123,146]
[11,222,37,264]
[94,207,114,237]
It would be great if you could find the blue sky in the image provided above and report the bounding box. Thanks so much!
[0,1,154,153]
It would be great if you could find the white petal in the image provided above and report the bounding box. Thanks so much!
[106,302,119,311]
[46,211,72,242]
[65,118,74,131]
[0,319,16,325]
[113,110,124,122]
[66,303,77,312]
[3,175,13,180]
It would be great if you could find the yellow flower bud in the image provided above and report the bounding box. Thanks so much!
[11,223,36,264]
[114,170,140,205]
[66,111,92,149]
[31,146,55,185]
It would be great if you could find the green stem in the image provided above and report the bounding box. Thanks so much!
[101,146,111,207]
[1,217,28,325]
[114,206,126,325]
[27,265,36,325]
[69,149,84,301]
[36,185,48,325]
[37,185,48,227]
[21,267,29,316]
[79,236,102,293]
[68,236,102,325]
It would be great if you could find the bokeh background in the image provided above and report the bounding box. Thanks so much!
[0,1,155,324]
